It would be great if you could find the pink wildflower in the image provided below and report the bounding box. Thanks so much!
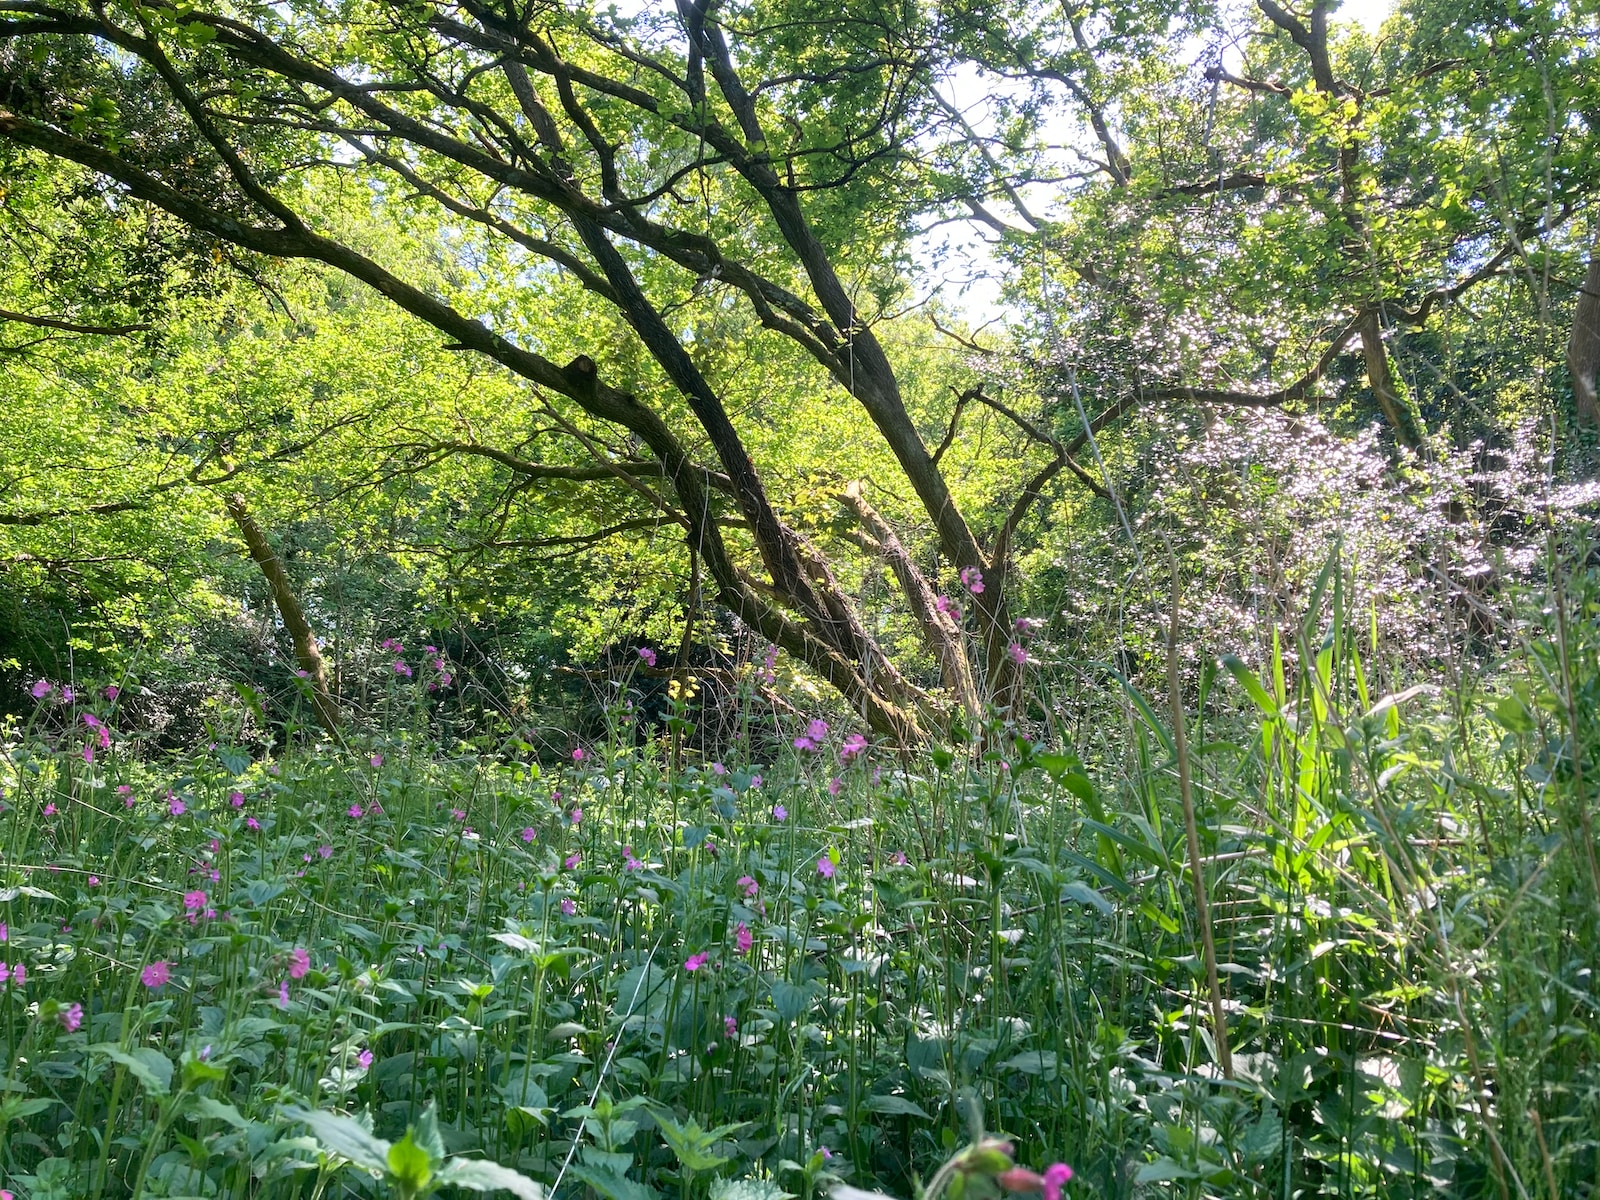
[735,923,753,954]
[792,735,816,752]
[348,804,363,818]
[0,964,8,983]
[246,817,260,831]
[724,1014,738,1039]
[935,594,962,622]
[892,851,908,866]
[521,827,537,843]
[960,565,984,594]
[0,923,5,940]
[683,952,709,972]
[168,795,186,817]
[229,790,244,807]
[393,660,412,677]
[808,718,829,741]
[83,743,95,764]
[141,961,170,989]
[318,845,332,859]
[450,808,467,822]
[771,804,787,822]
[279,980,290,1008]
[105,685,120,700]
[737,875,758,897]
[560,898,577,916]
[43,802,56,816]
[840,732,869,761]
[570,807,582,825]
[828,777,842,796]
[638,647,657,667]
[59,1002,83,1032]
[31,679,51,699]
[1007,642,1027,665]
[711,761,726,775]
[1042,1163,1073,1200]
[183,890,207,912]
[817,854,836,879]
[565,852,581,869]
[289,948,311,979]
[572,747,584,762]
[370,753,384,767]
[624,847,643,870]
[88,875,100,886]
[358,1049,374,1069]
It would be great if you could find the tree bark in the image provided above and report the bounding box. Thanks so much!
[224,493,341,737]
[1357,310,1425,450]
[842,481,981,724]
[1568,227,1600,429]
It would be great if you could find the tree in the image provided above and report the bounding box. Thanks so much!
[942,0,1600,455]
[0,0,1117,739]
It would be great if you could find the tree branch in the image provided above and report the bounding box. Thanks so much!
[0,307,151,336]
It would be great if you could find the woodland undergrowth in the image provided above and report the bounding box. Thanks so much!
[2,548,1599,1200]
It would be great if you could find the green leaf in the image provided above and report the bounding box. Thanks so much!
[997,1051,1059,1078]
[245,879,286,906]
[438,1158,545,1200]
[182,1054,227,1089]
[1135,1158,1201,1183]
[0,1095,55,1121]
[414,1101,447,1161]
[1219,655,1280,717]
[652,1112,747,1173]
[192,1096,253,1129]
[388,1131,435,1194]
[862,1094,930,1119]
[770,982,814,1024]
[284,1106,391,1172]
[568,1164,651,1200]
[90,1044,174,1096]
[1061,881,1113,915]
[1490,694,1535,734]
[712,1179,791,1200]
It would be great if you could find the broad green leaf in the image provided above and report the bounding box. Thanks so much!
[90,1044,174,1096]
[387,1131,435,1194]
[862,1094,931,1119]
[284,1106,391,1172]
[568,1164,652,1200]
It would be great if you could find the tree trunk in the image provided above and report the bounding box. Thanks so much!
[224,493,342,737]
[1568,228,1600,429]
[842,481,982,725]
[1358,310,1425,450]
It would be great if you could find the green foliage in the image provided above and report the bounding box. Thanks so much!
[4,541,1600,1197]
